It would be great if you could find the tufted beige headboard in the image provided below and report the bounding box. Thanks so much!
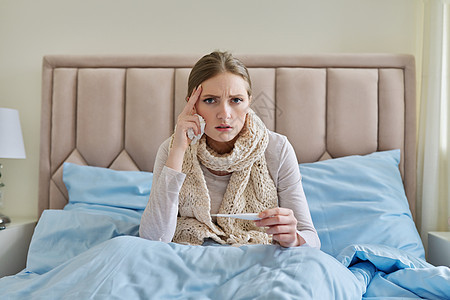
[39,54,416,219]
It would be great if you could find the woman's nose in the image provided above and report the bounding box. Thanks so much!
[216,102,231,120]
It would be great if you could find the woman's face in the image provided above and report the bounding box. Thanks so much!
[195,72,251,151]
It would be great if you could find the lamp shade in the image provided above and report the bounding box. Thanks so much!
[0,108,26,159]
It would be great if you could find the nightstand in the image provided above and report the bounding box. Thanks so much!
[0,217,36,277]
[428,231,450,267]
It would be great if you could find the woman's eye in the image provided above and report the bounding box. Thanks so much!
[232,98,243,103]
[203,98,215,104]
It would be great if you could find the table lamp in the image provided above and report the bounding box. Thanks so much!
[0,108,26,229]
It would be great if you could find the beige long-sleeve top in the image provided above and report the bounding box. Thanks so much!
[139,131,321,248]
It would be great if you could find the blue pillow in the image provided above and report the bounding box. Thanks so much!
[26,163,153,274]
[299,150,425,259]
[27,207,143,274]
[63,162,153,210]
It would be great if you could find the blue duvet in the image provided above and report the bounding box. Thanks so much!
[0,206,449,299]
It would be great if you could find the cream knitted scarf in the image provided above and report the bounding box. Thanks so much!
[172,110,278,246]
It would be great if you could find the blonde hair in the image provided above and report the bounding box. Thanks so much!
[187,51,252,98]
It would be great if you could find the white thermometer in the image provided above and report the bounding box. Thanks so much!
[211,213,261,221]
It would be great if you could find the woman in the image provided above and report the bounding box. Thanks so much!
[140,51,320,248]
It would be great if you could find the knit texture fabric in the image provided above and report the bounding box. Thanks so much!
[172,110,278,246]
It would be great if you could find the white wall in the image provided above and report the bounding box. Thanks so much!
[0,0,422,218]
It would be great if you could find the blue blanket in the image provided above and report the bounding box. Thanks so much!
[338,245,450,299]
[1,236,363,299]
[0,206,449,299]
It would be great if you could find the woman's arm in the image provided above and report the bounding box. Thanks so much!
[256,135,321,248]
[140,86,204,242]
[166,85,203,172]
[139,140,186,242]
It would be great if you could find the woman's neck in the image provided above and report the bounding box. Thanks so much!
[206,135,239,154]
[204,134,240,176]
[207,168,231,176]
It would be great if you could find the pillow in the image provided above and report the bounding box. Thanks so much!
[27,163,153,274]
[299,150,425,259]
[27,208,142,274]
[63,162,153,210]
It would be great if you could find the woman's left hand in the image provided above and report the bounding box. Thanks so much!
[254,207,306,247]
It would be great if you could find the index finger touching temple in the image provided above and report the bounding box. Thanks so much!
[184,85,203,113]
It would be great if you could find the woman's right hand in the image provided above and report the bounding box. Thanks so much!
[165,85,203,171]
[172,85,203,151]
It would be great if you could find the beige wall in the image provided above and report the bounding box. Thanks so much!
[0,0,423,218]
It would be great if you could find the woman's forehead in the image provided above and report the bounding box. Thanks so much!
[201,72,249,95]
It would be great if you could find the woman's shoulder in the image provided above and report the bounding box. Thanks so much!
[265,130,298,182]
[160,137,171,150]
[155,137,172,161]
[267,130,289,152]
[266,130,294,162]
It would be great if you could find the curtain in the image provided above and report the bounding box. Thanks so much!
[417,0,450,253]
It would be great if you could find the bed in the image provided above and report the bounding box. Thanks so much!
[1,54,449,299]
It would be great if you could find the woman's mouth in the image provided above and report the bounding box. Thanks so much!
[215,124,233,131]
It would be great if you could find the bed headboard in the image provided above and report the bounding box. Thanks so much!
[39,54,416,219]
